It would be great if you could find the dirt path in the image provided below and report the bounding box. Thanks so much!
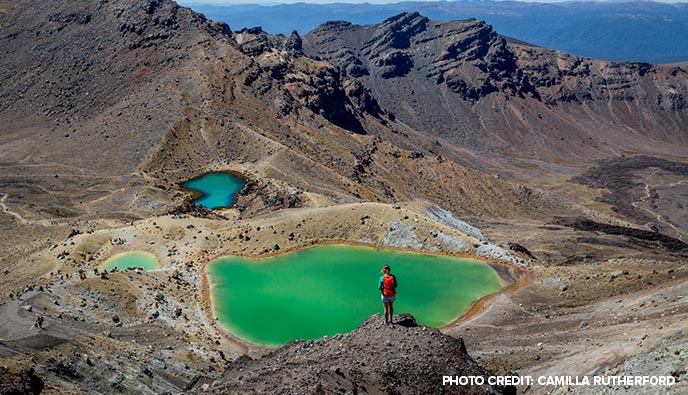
[0,291,70,340]
[631,178,687,242]
[0,193,27,224]
[0,290,73,353]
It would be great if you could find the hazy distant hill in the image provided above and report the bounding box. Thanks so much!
[183,0,688,63]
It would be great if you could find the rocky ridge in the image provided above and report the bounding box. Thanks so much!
[303,13,688,162]
[193,314,515,395]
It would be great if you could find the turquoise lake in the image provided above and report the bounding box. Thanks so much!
[208,244,503,346]
[182,172,245,209]
[101,251,160,271]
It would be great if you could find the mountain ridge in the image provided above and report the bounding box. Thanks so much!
[183,0,688,63]
[302,11,688,168]
[2,0,687,253]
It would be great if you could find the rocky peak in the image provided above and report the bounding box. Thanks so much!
[367,12,429,51]
[285,30,303,54]
[234,27,304,57]
[192,314,514,394]
[426,19,538,100]
[114,0,231,48]
[234,26,273,56]
[304,14,536,99]
[359,12,429,78]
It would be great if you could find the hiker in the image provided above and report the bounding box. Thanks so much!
[378,264,398,325]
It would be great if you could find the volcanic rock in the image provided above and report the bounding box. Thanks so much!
[192,314,514,394]
[0,367,44,395]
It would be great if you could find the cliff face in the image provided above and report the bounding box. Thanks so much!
[303,13,688,163]
[305,12,688,106]
[303,13,534,102]
[193,314,515,395]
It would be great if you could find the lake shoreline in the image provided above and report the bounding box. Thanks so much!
[179,170,247,210]
[201,240,530,349]
[442,262,530,329]
[99,251,161,271]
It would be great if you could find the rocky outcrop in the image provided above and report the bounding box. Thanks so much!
[235,179,303,215]
[363,12,427,79]
[303,12,688,160]
[0,367,44,395]
[305,14,538,101]
[656,89,687,112]
[425,204,488,242]
[234,24,378,133]
[192,314,514,395]
[168,198,228,220]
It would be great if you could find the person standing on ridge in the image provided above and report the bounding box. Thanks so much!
[378,264,397,325]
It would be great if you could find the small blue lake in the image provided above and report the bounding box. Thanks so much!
[182,172,245,209]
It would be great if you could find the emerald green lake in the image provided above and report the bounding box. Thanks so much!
[101,251,160,271]
[208,244,503,346]
[182,172,245,209]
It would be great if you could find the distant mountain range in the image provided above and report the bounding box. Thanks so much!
[182,0,688,63]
